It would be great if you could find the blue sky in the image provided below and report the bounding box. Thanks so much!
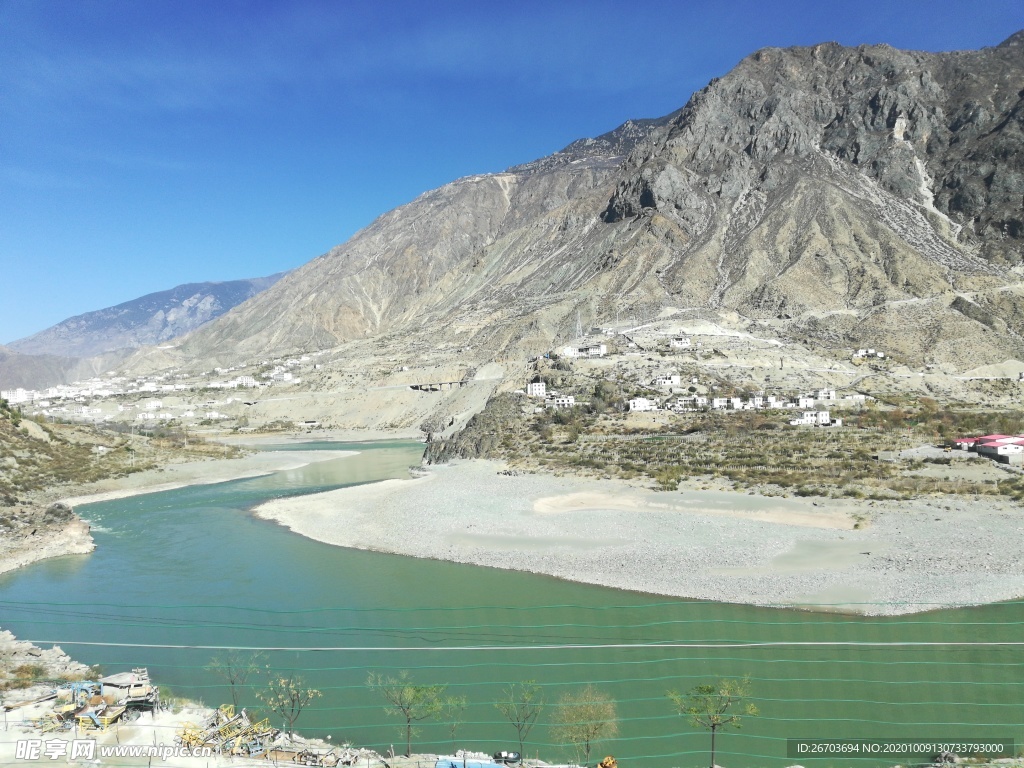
[2,0,1023,344]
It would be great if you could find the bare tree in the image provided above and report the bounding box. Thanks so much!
[443,695,468,751]
[667,677,757,768]
[367,671,446,756]
[205,650,265,709]
[552,685,618,765]
[494,681,543,755]
[257,673,322,738]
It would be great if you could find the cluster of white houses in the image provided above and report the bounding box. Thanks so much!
[1,352,324,425]
[525,381,576,410]
[953,434,1024,465]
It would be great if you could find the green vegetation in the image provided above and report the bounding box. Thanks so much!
[668,677,757,768]
[367,671,446,756]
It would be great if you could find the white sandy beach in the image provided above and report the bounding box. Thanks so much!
[253,459,1024,615]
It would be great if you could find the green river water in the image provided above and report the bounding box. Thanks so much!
[0,441,1020,767]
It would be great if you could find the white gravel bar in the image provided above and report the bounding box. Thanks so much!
[253,459,1024,615]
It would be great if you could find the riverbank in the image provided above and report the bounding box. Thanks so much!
[254,459,1024,615]
[0,448,358,575]
[56,448,358,507]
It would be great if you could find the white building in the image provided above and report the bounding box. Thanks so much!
[711,398,729,410]
[581,344,607,358]
[669,337,691,349]
[1,388,34,404]
[653,375,681,387]
[628,397,657,412]
[526,381,547,398]
[816,389,836,401]
[797,396,815,409]
[546,395,575,409]
[561,346,581,359]
[789,410,834,427]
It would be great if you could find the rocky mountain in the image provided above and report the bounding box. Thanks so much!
[9,273,287,359]
[149,32,1024,374]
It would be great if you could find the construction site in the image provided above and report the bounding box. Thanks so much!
[1,668,389,767]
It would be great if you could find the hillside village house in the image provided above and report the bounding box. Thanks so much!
[653,374,681,387]
[669,337,691,349]
[526,381,546,397]
[546,395,575,409]
[561,344,607,358]
[789,410,840,427]
[628,397,657,412]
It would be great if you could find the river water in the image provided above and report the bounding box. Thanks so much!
[0,442,1020,767]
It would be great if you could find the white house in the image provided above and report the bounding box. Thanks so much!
[797,396,815,409]
[789,410,834,427]
[629,397,657,412]
[653,375,681,387]
[669,337,691,349]
[711,398,729,410]
[581,344,607,357]
[816,389,836,401]
[561,346,581,358]
[526,381,547,398]
[547,395,575,409]
[729,397,743,410]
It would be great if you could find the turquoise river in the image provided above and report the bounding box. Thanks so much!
[0,441,1021,767]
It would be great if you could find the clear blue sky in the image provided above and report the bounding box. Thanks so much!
[2,0,1023,344]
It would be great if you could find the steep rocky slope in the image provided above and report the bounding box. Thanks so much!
[150,33,1024,374]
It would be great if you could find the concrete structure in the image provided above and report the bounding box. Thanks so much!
[526,381,547,398]
[628,397,657,412]
[653,375,681,387]
[546,395,575,409]
[789,410,834,427]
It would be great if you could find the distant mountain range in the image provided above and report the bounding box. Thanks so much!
[9,274,287,360]
[2,273,286,388]
[157,31,1024,373]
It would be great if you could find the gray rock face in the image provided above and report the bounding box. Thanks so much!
[155,32,1024,373]
[604,35,1024,264]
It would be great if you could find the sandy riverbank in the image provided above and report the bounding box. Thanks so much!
[208,427,424,446]
[58,449,358,506]
[254,459,1024,615]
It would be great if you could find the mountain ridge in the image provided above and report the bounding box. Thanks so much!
[120,31,1024,379]
[9,272,287,360]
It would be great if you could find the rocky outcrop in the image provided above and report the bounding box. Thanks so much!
[0,629,91,689]
[604,34,1024,264]
[0,503,94,576]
